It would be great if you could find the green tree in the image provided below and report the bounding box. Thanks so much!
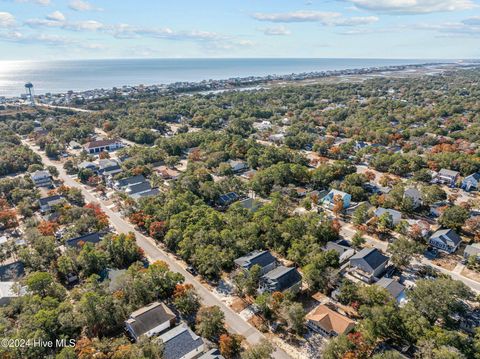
[388,237,424,269]
[241,340,274,359]
[439,206,469,231]
[195,306,226,342]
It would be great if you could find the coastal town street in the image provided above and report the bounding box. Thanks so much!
[22,139,292,359]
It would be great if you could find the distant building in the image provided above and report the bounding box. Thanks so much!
[217,192,240,207]
[259,266,302,294]
[31,170,53,188]
[374,207,402,226]
[436,169,459,186]
[429,228,462,253]
[404,187,422,208]
[159,323,205,359]
[462,173,480,191]
[125,302,176,341]
[306,304,355,337]
[229,160,248,173]
[322,189,351,209]
[464,243,480,262]
[84,139,124,154]
[65,233,101,249]
[349,248,389,283]
[234,250,277,275]
[98,159,122,177]
[323,241,355,263]
[39,195,65,213]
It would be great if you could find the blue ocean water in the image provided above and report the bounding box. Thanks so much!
[0,58,445,97]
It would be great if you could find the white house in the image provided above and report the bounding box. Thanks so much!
[429,228,462,253]
[84,139,124,154]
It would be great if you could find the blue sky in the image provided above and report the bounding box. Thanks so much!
[0,0,479,60]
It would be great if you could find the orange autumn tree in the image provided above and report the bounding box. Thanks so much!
[37,220,59,236]
[84,202,109,230]
[149,221,167,239]
[0,208,18,229]
[219,333,243,359]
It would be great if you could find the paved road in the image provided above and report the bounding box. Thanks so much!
[35,103,94,113]
[24,140,291,359]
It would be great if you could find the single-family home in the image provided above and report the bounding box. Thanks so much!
[159,323,205,359]
[306,304,355,337]
[199,349,225,359]
[98,159,122,177]
[429,228,462,253]
[375,277,406,304]
[234,250,277,275]
[236,197,261,212]
[78,161,98,171]
[31,170,53,188]
[39,195,65,213]
[125,301,176,341]
[462,173,480,192]
[259,266,302,294]
[114,175,146,190]
[217,192,240,207]
[84,139,124,154]
[464,243,480,262]
[404,187,422,208]
[374,208,402,226]
[436,169,459,187]
[240,169,257,181]
[125,181,151,196]
[323,241,355,263]
[0,261,25,306]
[349,248,389,283]
[65,232,101,249]
[130,187,160,200]
[229,160,248,173]
[322,189,352,209]
[157,166,181,180]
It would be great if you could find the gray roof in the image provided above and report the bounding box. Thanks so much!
[375,277,405,299]
[65,232,101,248]
[234,250,276,270]
[126,302,176,338]
[430,228,462,246]
[324,242,351,257]
[465,244,480,257]
[38,195,64,207]
[116,175,146,188]
[465,173,480,181]
[130,188,160,200]
[199,349,225,359]
[350,248,389,273]
[0,261,25,281]
[31,170,50,180]
[126,181,151,195]
[438,169,459,178]
[262,266,302,292]
[160,323,204,359]
[98,159,120,170]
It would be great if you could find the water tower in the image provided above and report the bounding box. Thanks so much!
[24,82,35,106]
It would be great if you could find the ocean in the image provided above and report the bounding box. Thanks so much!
[0,58,445,98]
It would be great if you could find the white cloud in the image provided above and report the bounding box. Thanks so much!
[0,12,15,27]
[347,0,476,14]
[46,11,66,22]
[261,26,291,36]
[252,11,378,26]
[68,0,100,12]
[15,0,51,5]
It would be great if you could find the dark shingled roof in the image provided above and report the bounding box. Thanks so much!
[38,195,64,207]
[234,250,276,271]
[324,242,351,257]
[262,266,302,292]
[375,277,405,299]
[116,175,146,188]
[0,261,25,281]
[126,302,176,338]
[126,181,151,195]
[160,324,204,359]
[65,233,101,248]
[350,248,389,273]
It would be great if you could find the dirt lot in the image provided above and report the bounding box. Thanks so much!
[432,254,459,271]
[462,267,480,282]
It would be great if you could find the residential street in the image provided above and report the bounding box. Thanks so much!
[23,139,292,359]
